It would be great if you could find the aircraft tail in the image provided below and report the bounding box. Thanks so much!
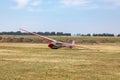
[72,40,75,45]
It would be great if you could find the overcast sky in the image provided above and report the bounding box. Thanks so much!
[0,0,120,34]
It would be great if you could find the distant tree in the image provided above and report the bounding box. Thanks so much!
[57,32,63,36]
[37,32,44,35]
[51,32,56,36]
[81,34,91,36]
[87,34,91,36]
[64,33,71,36]
[45,32,51,36]
[118,34,120,37]
[0,31,71,36]
[16,31,22,35]
[93,33,114,37]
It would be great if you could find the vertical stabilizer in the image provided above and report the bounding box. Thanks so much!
[72,40,75,45]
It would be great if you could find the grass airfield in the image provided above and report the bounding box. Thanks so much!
[0,43,120,80]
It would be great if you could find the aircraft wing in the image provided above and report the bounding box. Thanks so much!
[75,45,99,51]
[59,41,97,50]
[19,28,56,42]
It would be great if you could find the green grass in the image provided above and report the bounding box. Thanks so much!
[0,35,120,43]
[0,43,120,80]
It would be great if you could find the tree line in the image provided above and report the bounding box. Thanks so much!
[0,31,71,36]
[0,31,120,37]
[76,33,120,37]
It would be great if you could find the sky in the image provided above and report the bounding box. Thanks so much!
[0,0,120,34]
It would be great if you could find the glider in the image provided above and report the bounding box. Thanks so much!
[19,28,95,50]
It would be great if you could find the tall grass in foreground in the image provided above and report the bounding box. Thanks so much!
[0,43,120,80]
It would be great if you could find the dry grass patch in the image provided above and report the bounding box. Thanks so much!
[0,43,120,80]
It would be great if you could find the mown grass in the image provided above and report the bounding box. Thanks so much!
[0,43,120,80]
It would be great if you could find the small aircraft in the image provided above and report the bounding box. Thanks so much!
[20,28,94,50]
